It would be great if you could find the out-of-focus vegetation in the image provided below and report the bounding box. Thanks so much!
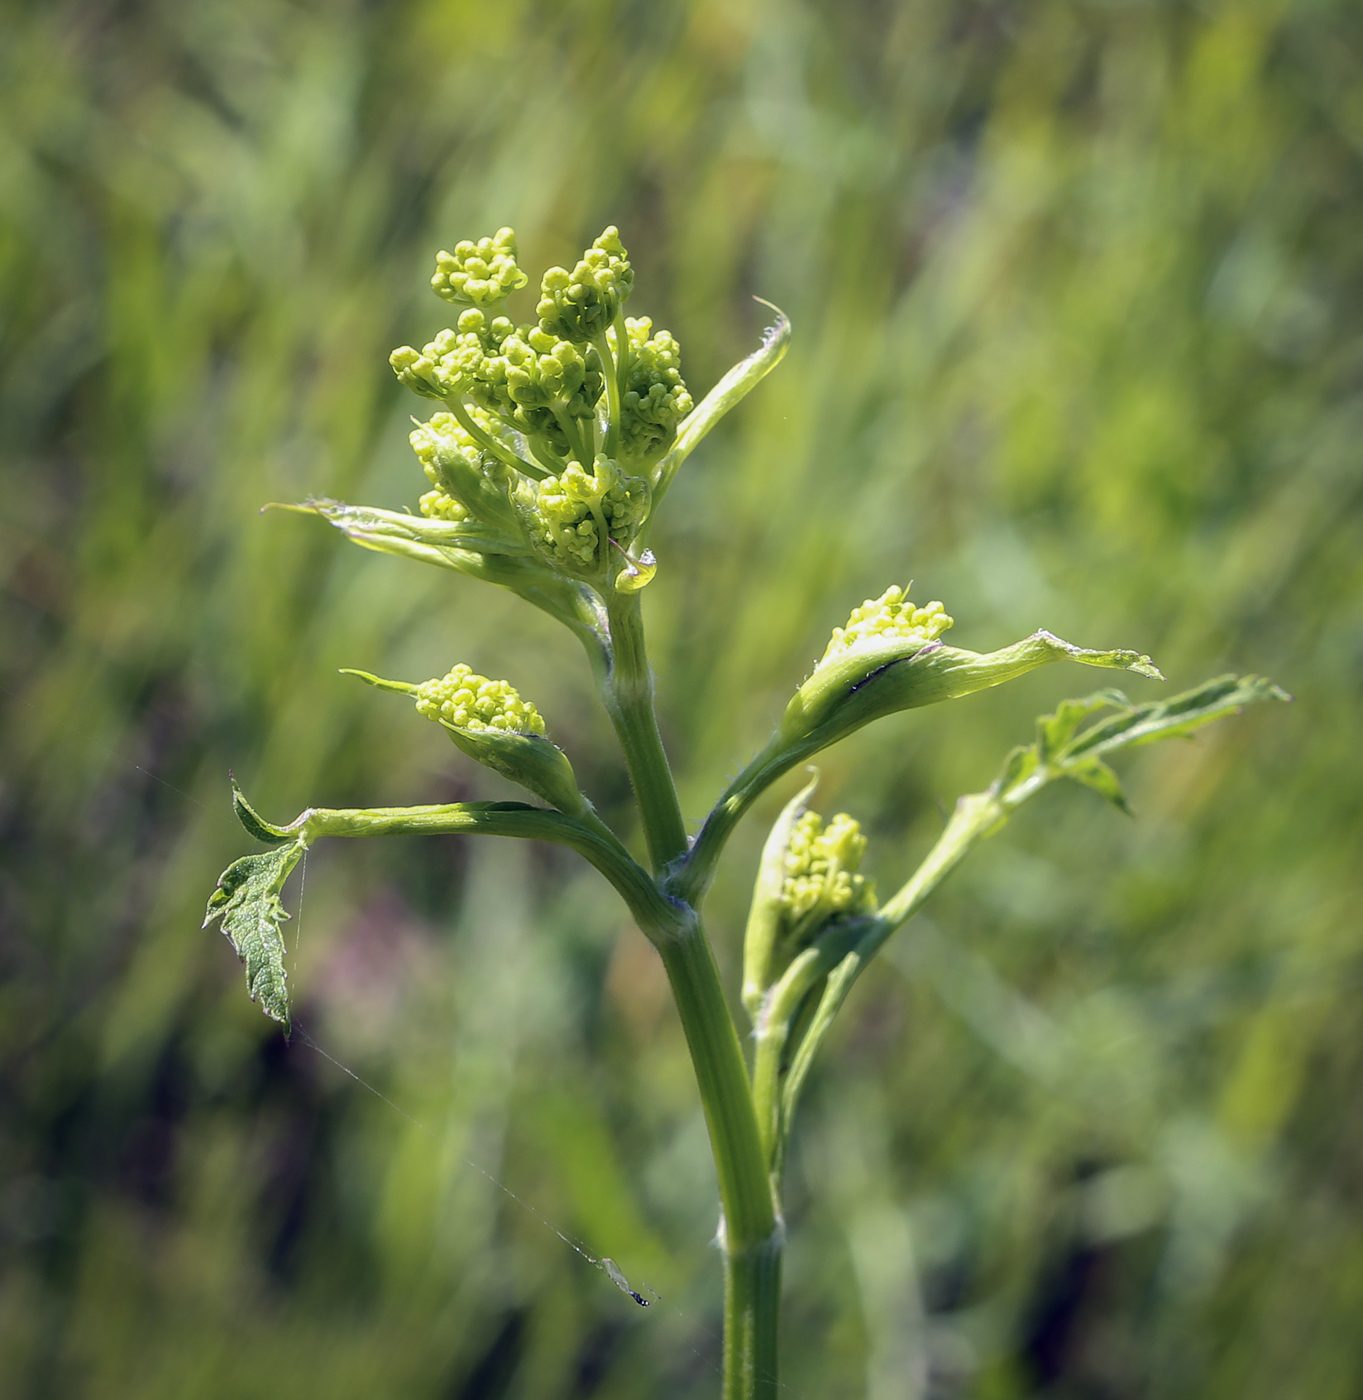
[2,0,1359,1395]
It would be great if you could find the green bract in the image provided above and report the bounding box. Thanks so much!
[780,618,1162,754]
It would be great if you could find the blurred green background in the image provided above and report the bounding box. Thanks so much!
[3,0,1360,1395]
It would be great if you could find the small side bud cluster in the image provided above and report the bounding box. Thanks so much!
[470,326,603,459]
[389,317,500,400]
[409,411,516,528]
[781,810,877,934]
[615,318,694,464]
[820,587,954,666]
[415,664,546,735]
[536,227,634,344]
[520,455,650,574]
[431,228,528,306]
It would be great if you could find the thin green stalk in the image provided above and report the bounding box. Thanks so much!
[445,394,547,479]
[602,589,689,871]
[286,800,681,938]
[593,332,623,457]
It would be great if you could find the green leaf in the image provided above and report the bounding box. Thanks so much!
[231,778,293,845]
[202,842,303,1029]
[995,674,1291,816]
[1063,756,1130,814]
[1036,692,1126,763]
[1065,674,1291,759]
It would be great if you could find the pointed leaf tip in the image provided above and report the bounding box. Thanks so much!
[231,780,292,846]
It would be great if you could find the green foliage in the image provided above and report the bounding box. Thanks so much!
[1000,674,1295,816]
[202,842,303,1029]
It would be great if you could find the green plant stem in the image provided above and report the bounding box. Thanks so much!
[651,915,781,1400]
[602,589,689,871]
[593,332,623,457]
[285,800,681,938]
[723,1230,782,1400]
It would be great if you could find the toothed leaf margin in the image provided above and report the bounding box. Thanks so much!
[203,841,304,1029]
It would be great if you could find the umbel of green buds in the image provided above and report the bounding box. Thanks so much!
[536,227,634,343]
[343,665,590,819]
[778,588,1161,756]
[381,224,712,599]
[742,776,878,1017]
[432,227,529,306]
[518,455,650,578]
[780,810,877,936]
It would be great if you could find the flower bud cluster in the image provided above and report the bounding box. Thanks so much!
[415,664,546,735]
[389,225,694,591]
[409,411,510,524]
[469,326,603,459]
[820,588,953,665]
[520,455,650,573]
[536,227,634,344]
[431,228,528,306]
[615,318,694,463]
[389,316,504,401]
[781,810,877,929]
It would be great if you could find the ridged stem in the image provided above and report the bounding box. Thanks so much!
[651,917,781,1400]
[602,589,689,872]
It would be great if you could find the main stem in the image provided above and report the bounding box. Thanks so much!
[654,921,782,1400]
[603,586,781,1396]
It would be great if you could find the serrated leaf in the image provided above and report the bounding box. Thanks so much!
[231,779,293,845]
[203,843,303,1029]
[994,674,1288,818]
[1064,674,1290,761]
[1037,692,1126,762]
[1063,756,1130,813]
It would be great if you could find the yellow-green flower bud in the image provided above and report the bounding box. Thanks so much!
[742,777,877,1017]
[431,228,528,307]
[614,318,693,465]
[410,411,521,535]
[418,488,470,523]
[405,664,587,816]
[536,227,634,344]
[781,810,875,925]
[819,587,953,664]
[415,663,546,734]
[520,454,650,577]
[390,326,488,400]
